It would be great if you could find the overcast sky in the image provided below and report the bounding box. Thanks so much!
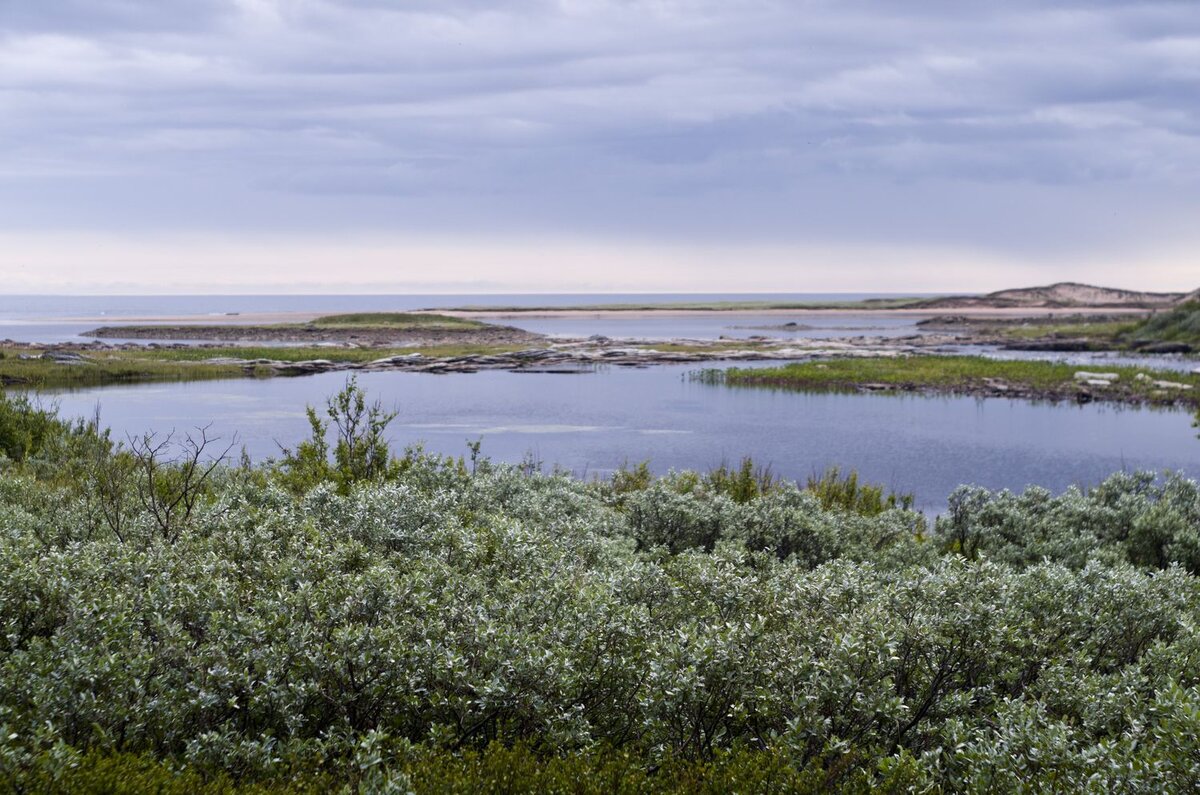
[1,0,1198,293]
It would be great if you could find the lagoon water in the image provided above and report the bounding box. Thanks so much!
[44,364,1198,513]
[10,294,1198,511]
[497,312,929,341]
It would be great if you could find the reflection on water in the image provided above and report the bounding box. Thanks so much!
[42,364,1198,513]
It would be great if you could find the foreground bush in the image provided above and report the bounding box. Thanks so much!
[0,387,1198,791]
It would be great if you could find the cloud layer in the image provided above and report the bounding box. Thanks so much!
[1,0,1198,290]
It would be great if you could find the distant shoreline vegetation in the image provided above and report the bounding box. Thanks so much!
[928,300,1200,354]
[433,281,1191,314]
[694,355,1200,409]
[4,339,1199,411]
[433,297,929,312]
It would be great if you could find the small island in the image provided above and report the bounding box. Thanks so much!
[0,286,1195,406]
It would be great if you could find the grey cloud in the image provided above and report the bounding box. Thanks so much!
[0,0,230,32]
[1,0,1198,262]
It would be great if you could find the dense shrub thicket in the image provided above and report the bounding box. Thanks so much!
[0,383,1199,792]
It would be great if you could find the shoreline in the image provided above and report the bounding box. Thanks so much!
[37,305,1159,326]
[80,322,541,348]
[6,334,1198,410]
[439,307,1159,319]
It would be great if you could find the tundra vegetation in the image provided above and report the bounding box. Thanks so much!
[1,380,1200,792]
[305,313,489,330]
[1130,301,1200,347]
[0,343,526,390]
[963,301,1200,351]
[88,313,493,340]
[698,356,1200,408]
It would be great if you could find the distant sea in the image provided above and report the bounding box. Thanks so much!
[0,293,931,319]
[0,293,936,344]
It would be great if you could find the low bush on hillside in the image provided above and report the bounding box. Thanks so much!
[0,382,1199,792]
[1127,301,1200,345]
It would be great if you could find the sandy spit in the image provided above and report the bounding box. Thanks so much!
[437,307,1157,320]
[47,306,1155,325]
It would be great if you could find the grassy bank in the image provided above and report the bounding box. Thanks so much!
[0,342,527,389]
[86,312,507,341]
[972,304,1200,351]
[697,355,1200,406]
[0,349,247,389]
[990,318,1138,343]
[308,311,488,329]
[1127,301,1200,346]
[140,342,525,363]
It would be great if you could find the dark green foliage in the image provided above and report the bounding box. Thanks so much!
[3,752,272,795]
[703,456,781,503]
[277,376,402,494]
[1127,301,1200,345]
[0,394,114,492]
[609,460,653,495]
[0,393,73,465]
[1,744,927,794]
[806,466,914,515]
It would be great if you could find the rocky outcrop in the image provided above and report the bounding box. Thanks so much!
[201,342,921,377]
[15,350,94,365]
[1002,340,1098,352]
[1132,342,1193,354]
[81,323,542,347]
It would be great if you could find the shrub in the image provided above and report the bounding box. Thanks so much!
[806,466,914,516]
[277,376,401,494]
[0,384,1196,790]
[704,457,782,503]
[936,472,1200,572]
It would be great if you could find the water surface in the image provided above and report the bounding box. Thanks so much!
[43,364,1198,512]
[508,312,928,341]
[0,293,929,344]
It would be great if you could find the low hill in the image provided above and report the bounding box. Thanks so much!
[83,312,538,346]
[912,282,1185,310]
[308,312,486,330]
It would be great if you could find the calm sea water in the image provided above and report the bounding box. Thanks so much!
[0,293,934,343]
[42,364,1198,513]
[0,293,927,318]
